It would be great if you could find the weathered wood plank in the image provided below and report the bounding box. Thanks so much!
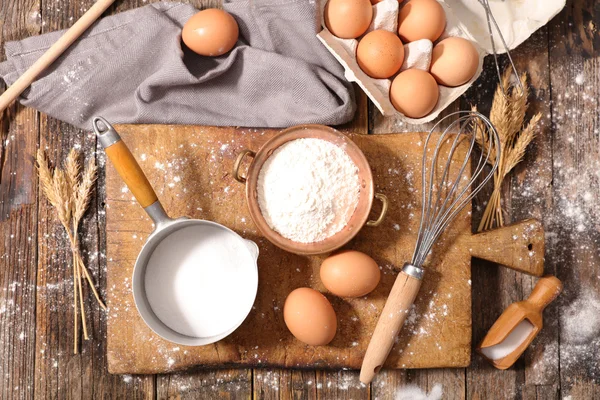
[156,369,251,399]
[253,370,318,400]
[0,1,40,399]
[372,368,464,400]
[371,369,412,400]
[0,202,38,400]
[505,27,559,393]
[315,370,369,400]
[548,0,600,398]
[521,385,559,400]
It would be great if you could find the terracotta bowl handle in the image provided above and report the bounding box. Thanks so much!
[366,193,388,227]
[233,150,256,183]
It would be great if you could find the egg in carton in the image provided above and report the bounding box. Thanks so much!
[317,0,565,124]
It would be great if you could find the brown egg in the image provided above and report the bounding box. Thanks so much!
[398,0,446,43]
[430,37,479,87]
[320,250,380,298]
[356,30,404,79]
[283,288,337,346]
[182,9,239,57]
[325,0,373,39]
[390,69,439,118]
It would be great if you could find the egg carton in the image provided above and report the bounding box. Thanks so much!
[317,0,565,124]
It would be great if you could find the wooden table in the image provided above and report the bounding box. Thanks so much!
[0,0,598,398]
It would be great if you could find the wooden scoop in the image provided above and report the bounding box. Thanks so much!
[476,275,562,369]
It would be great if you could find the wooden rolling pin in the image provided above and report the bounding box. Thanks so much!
[0,0,117,114]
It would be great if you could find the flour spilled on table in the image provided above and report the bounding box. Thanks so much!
[555,288,600,377]
[561,288,600,344]
[527,288,600,381]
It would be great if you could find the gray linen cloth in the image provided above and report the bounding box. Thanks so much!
[0,1,355,129]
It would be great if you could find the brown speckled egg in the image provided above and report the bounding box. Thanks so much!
[356,30,404,79]
[430,37,479,87]
[182,9,239,57]
[320,250,380,298]
[390,69,439,118]
[398,0,446,43]
[325,0,373,39]
[284,288,337,346]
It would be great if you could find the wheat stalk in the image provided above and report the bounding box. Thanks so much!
[36,148,105,353]
[475,69,541,231]
[64,149,88,339]
[74,158,97,224]
[72,157,106,310]
[65,149,80,195]
[503,113,541,174]
[37,151,60,207]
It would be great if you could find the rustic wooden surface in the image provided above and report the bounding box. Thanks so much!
[0,0,598,399]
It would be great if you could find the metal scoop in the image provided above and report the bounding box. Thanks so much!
[93,117,259,346]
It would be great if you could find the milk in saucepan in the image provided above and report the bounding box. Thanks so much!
[144,224,257,338]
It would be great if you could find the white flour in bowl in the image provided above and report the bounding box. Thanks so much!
[257,138,360,243]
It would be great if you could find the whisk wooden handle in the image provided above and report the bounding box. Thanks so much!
[360,269,422,384]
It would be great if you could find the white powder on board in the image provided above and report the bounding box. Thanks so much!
[257,138,360,243]
[144,224,257,338]
[480,319,535,360]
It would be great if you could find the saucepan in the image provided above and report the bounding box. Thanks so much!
[93,117,259,346]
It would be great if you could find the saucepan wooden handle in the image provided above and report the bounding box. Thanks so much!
[93,117,158,208]
[360,266,423,384]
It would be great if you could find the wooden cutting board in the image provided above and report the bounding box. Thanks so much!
[105,125,544,374]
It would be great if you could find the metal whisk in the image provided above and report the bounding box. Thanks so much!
[360,111,500,384]
[479,0,524,98]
